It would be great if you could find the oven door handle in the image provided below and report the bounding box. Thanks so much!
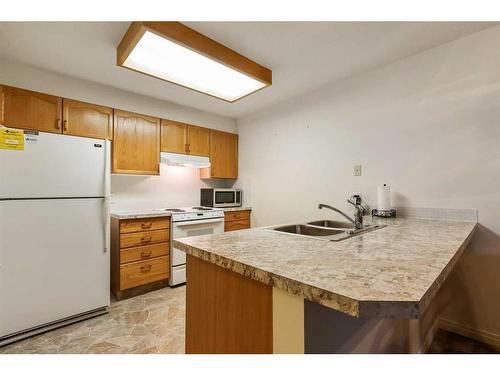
[174,218,224,227]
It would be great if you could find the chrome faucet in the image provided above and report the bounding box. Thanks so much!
[318,195,365,230]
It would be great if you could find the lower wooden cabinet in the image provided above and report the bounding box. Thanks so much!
[120,256,170,290]
[111,216,170,300]
[224,210,251,232]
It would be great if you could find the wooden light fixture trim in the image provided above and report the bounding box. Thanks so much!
[117,22,272,102]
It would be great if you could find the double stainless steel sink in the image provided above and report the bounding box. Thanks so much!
[269,220,384,242]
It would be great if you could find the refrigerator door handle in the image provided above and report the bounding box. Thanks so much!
[103,198,110,253]
[103,140,111,253]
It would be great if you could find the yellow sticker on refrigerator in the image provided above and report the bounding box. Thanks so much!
[0,127,24,150]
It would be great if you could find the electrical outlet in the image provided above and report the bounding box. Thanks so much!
[354,165,362,176]
[110,193,116,204]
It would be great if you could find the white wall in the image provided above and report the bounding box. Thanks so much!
[237,25,500,336]
[0,58,237,209]
[237,25,500,231]
[111,165,231,210]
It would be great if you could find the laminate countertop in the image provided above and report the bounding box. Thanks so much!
[110,210,172,220]
[222,206,252,212]
[111,206,252,219]
[174,216,476,319]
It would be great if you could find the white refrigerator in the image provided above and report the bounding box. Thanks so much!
[0,128,111,346]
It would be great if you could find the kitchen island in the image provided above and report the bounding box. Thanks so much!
[174,216,476,354]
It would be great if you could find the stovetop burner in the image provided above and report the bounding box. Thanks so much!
[153,206,224,222]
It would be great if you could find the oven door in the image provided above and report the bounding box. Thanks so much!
[172,217,225,266]
[170,217,224,286]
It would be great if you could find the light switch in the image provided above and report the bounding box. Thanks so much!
[354,165,362,176]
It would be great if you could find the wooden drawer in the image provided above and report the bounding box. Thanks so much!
[120,217,170,234]
[224,210,251,223]
[120,242,169,264]
[120,256,169,290]
[120,229,169,249]
[225,219,250,232]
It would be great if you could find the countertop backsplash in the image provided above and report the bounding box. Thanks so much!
[110,164,232,210]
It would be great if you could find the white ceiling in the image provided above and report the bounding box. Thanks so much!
[0,22,496,119]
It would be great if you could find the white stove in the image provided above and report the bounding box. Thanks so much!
[154,206,225,286]
[154,206,224,222]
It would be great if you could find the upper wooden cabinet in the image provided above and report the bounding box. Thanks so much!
[62,99,113,140]
[201,130,238,179]
[187,125,210,157]
[0,85,62,134]
[161,119,186,154]
[113,109,160,175]
[161,119,210,157]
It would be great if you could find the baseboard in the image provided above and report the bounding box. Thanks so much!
[0,306,108,347]
[438,318,500,350]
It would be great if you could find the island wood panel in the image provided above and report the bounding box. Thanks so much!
[0,85,62,133]
[200,130,238,179]
[113,109,160,175]
[186,255,273,354]
[62,98,113,139]
[187,124,210,156]
[160,119,187,154]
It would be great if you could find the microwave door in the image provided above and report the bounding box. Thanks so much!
[214,190,235,207]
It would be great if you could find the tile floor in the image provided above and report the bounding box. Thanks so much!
[428,329,499,354]
[2,285,496,355]
[0,286,186,354]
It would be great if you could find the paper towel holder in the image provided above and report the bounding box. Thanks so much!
[372,183,397,218]
[371,208,397,218]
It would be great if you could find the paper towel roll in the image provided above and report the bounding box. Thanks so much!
[377,184,391,211]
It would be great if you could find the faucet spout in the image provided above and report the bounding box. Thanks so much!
[319,197,365,230]
[318,203,356,227]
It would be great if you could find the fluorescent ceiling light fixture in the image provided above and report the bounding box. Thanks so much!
[117,22,272,102]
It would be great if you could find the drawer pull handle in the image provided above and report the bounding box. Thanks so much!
[141,222,152,229]
[140,265,152,272]
[140,250,152,258]
[141,236,152,243]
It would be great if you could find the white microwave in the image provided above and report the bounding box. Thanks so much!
[200,188,242,208]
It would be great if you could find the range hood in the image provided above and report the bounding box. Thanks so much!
[160,152,211,168]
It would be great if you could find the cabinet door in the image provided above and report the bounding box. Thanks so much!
[160,119,187,154]
[204,130,238,179]
[113,109,160,175]
[62,99,113,140]
[187,125,210,157]
[0,85,62,134]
